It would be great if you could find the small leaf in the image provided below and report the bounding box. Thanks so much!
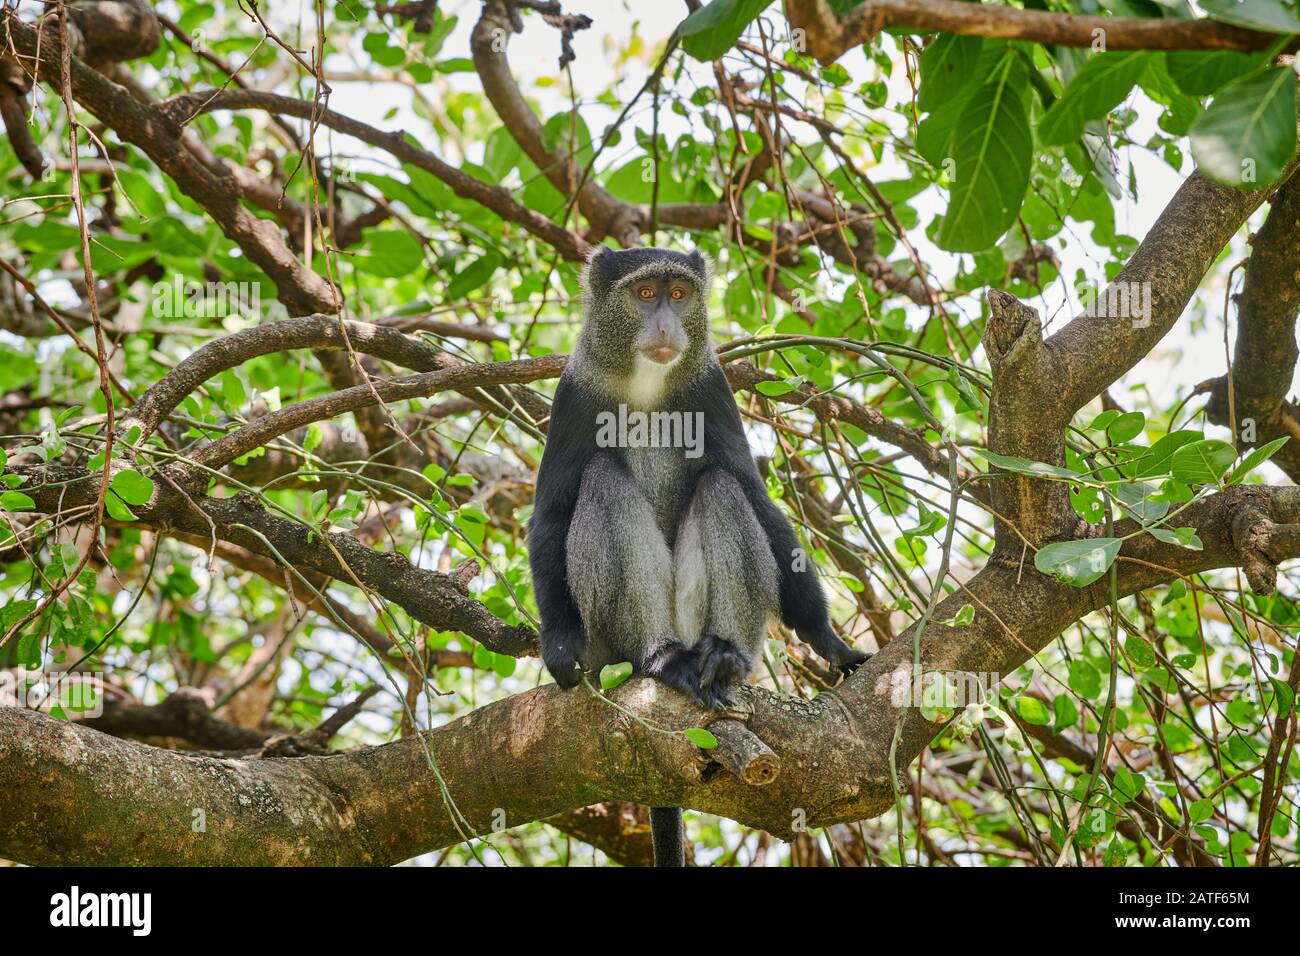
[755,379,799,396]
[1148,526,1203,551]
[599,661,633,690]
[937,603,975,627]
[104,494,137,521]
[979,450,1084,481]
[1228,436,1288,484]
[684,727,718,749]
[110,469,155,506]
[0,490,36,512]
[1013,695,1051,726]
[1113,766,1146,804]
[1107,411,1146,444]
[1034,538,1122,587]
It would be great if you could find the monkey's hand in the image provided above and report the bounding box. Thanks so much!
[541,627,585,690]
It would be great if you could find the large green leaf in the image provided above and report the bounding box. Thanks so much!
[1034,538,1122,587]
[1164,51,1267,96]
[1190,67,1297,189]
[918,34,983,112]
[678,0,772,61]
[936,54,1031,252]
[1200,0,1300,33]
[1170,439,1238,485]
[1037,52,1152,147]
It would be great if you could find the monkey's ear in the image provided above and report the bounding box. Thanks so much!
[687,249,713,285]
[580,244,613,297]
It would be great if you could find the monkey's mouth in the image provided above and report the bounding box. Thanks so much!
[641,344,681,364]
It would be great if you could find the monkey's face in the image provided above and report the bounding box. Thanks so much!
[579,247,712,380]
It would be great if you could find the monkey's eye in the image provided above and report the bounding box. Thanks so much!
[670,287,688,300]
[637,286,657,300]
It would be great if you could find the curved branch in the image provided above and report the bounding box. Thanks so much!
[159,88,592,261]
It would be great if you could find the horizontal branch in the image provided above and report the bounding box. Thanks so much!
[4,482,1296,864]
[15,463,538,657]
[786,0,1284,64]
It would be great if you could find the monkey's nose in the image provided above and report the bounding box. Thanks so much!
[641,344,680,364]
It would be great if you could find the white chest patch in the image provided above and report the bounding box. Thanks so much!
[626,354,678,409]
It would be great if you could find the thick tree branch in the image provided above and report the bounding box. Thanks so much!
[1204,170,1300,480]
[3,483,1297,865]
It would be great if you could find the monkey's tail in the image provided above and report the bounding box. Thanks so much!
[649,806,685,867]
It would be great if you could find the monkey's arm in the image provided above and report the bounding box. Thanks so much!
[527,374,599,688]
[695,364,869,672]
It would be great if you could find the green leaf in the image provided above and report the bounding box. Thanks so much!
[1148,526,1203,551]
[1013,695,1051,726]
[1107,410,1146,444]
[684,727,719,749]
[447,252,503,301]
[937,603,975,627]
[1191,67,1297,190]
[220,371,247,410]
[105,494,137,521]
[1200,0,1300,33]
[1125,632,1156,669]
[1113,481,1169,524]
[1034,537,1122,587]
[1113,766,1146,804]
[936,54,1031,252]
[678,0,772,62]
[599,661,633,690]
[1189,798,1214,824]
[1069,658,1103,698]
[755,379,799,396]
[979,450,1084,481]
[1170,439,1237,485]
[1228,436,1288,484]
[947,365,983,411]
[110,469,155,506]
[1088,409,1119,432]
[0,490,35,512]
[918,34,983,112]
[355,229,425,277]
[1127,429,1204,478]
[1164,50,1267,96]
[1053,693,1078,732]
[1038,52,1152,147]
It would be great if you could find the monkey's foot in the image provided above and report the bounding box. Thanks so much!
[643,642,703,701]
[695,636,749,710]
[835,648,870,676]
[541,632,585,689]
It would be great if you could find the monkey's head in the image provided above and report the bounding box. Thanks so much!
[576,246,713,386]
